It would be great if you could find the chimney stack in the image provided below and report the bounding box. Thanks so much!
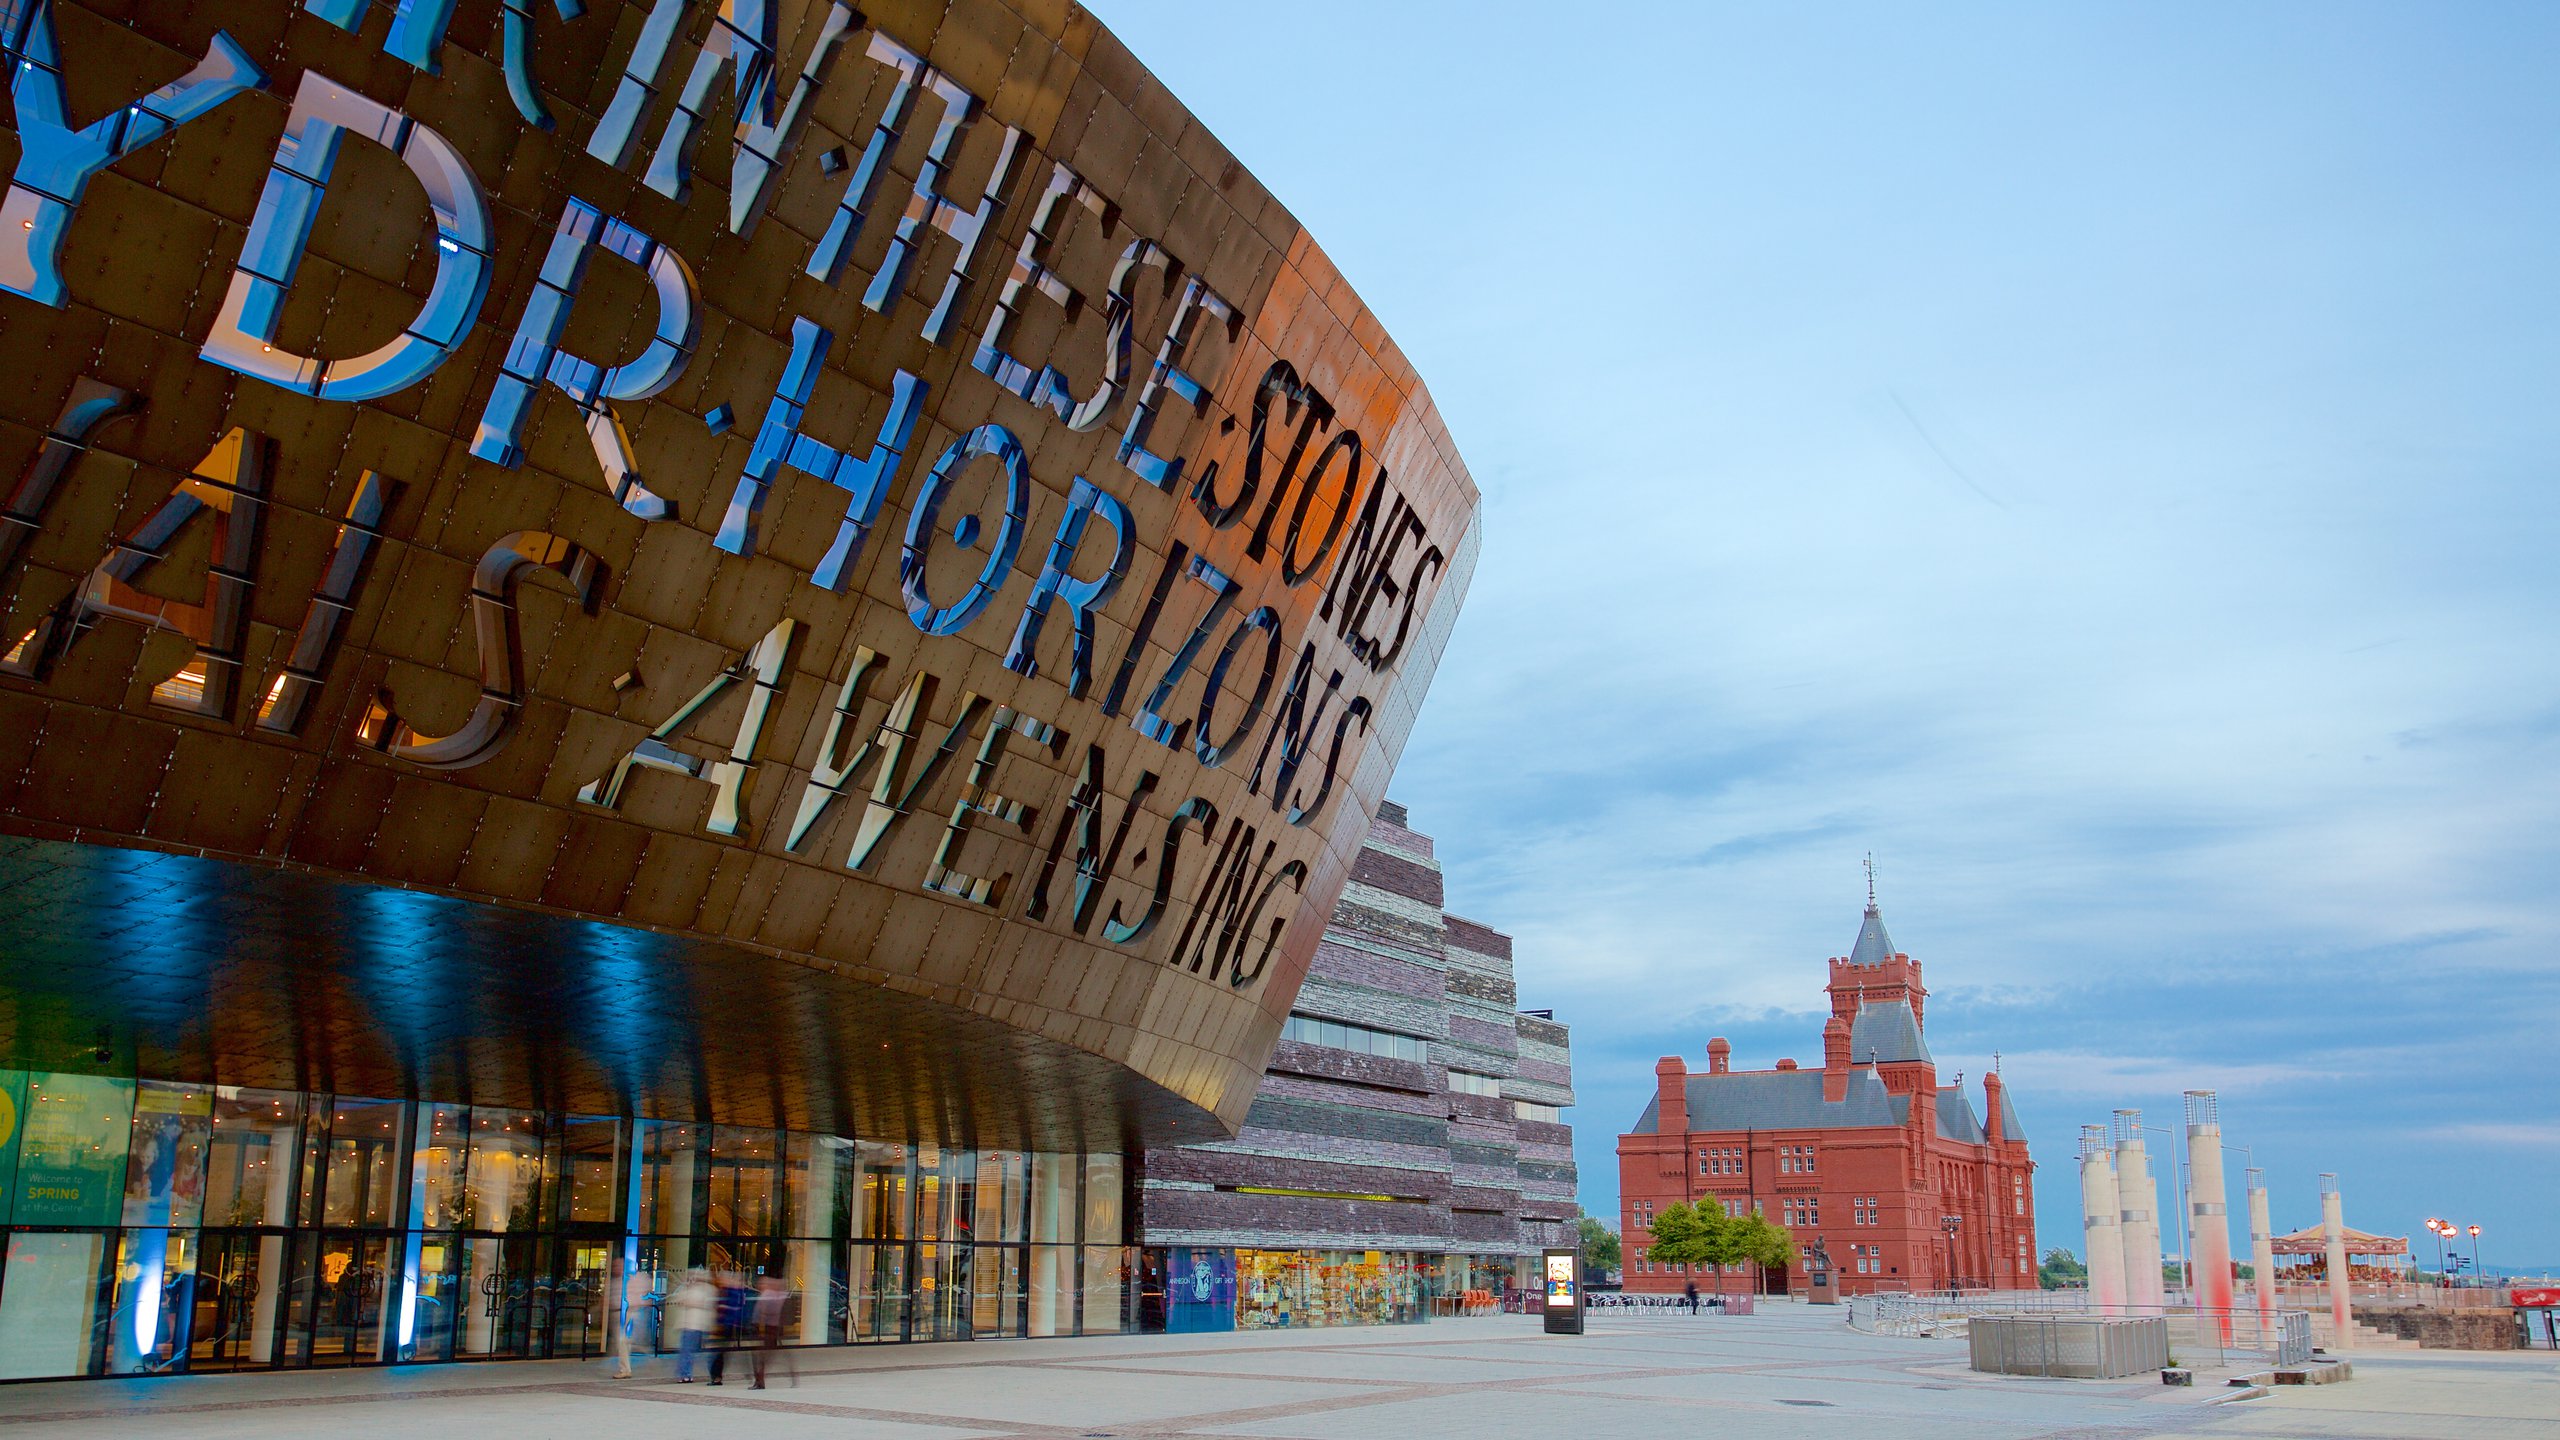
[1823,1015,1852,1101]
[1654,1056,1688,1136]
[1775,1058,1798,1071]
[1707,1037,1731,1075]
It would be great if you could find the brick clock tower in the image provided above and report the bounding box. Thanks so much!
[1615,896,2036,1294]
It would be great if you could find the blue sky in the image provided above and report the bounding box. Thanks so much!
[1098,1,2560,1270]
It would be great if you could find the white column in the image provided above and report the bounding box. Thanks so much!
[2114,1110,2164,1312]
[2184,1091,2234,1341]
[2078,1125,2126,1314]
[793,1137,841,1344]
[2246,1169,2276,1329]
[248,1120,296,1361]
[2321,1175,2351,1349]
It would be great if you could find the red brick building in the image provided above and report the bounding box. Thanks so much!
[1616,900,2035,1294]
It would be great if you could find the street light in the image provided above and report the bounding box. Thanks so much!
[2425,1219,2449,1287]
[2469,1224,2484,1282]
[1941,1214,1962,1294]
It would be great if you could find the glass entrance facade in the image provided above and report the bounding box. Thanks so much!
[0,1073,1131,1378]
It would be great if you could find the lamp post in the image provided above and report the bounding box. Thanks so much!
[2426,1219,2447,1288]
[2469,1224,2483,1282]
[1941,1214,1961,1295]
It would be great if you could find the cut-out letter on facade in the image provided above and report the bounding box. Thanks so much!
[0,1,263,306]
[201,74,492,402]
[1001,476,1130,699]
[256,469,397,735]
[578,616,796,838]
[1,428,266,721]
[357,532,601,770]
[472,197,699,521]
[900,424,1028,637]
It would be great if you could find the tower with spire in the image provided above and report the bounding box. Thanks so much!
[1615,862,2034,1298]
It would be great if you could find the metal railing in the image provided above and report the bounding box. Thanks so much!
[1582,1291,1756,1318]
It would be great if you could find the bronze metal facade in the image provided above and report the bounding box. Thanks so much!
[0,0,1480,1153]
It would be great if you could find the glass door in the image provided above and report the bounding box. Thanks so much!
[188,1230,288,1370]
[288,1233,397,1365]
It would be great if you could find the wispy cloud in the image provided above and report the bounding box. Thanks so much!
[1102,0,2560,1254]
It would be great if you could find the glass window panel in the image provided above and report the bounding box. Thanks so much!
[122,1081,213,1228]
[204,1088,301,1229]
[913,1141,945,1247]
[636,1122,705,1243]
[857,1141,909,1241]
[0,1069,27,1224]
[0,1232,107,1378]
[932,1146,976,1243]
[18,1072,135,1226]
[105,1228,195,1374]
[321,1098,405,1228]
[1026,1245,1075,1337]
[1080,1245,1126,1334]
[849,1241,905,1340]
[409,1104,466,1230]
[787,1133,849,1241]
[1029,1153,1075,1245]
[560,1117,624,1226]
[1082,1154,1123,1246]
[709,1126,780,1237]
[974,1150,1026,1245]
[970,1244,1021,1338]
[468,1109,547,1233]
[399,1232,461,1362]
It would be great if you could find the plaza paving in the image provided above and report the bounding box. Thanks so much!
[0,1301,2549,1438]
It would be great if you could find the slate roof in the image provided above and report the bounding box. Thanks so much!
[1997,1085,2026,1144]
[1849,1000,1931,1064]
[1848,903,1897,966]
[1627,1066,1903,1134]
[1935,1086,1984,1144]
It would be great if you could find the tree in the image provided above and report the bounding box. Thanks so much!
[1641,1200,1723,1270]
[1736,1213,1798,1290]
[2037,1247,2086,1291]
[1577,1210,1620,1271]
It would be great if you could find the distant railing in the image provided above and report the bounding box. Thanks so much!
[1582,1291,1755,1318]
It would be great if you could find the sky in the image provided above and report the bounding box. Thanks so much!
[1096,0,2560,1270]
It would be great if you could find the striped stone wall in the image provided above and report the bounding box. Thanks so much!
[1140,801,1577,1256]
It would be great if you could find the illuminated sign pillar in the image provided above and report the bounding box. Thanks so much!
[2246,1168,2277,1330]
[2114,1110,2164,1312]
[2321,1175,2352,1349]
[2184,1090,2234,1342]
[2078,1124,2127,1314]
[1542,1249,1584,1335]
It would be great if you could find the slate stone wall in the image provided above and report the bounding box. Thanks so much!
[1140,802,1576,1259]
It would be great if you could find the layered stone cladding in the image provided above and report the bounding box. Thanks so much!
[1142,801,1575,1255]
[1615,904,2035,1294]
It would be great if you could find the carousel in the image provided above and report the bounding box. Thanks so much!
[2268,1224,2413,1282]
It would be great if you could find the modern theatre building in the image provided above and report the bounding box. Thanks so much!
[0,0,1479,1377]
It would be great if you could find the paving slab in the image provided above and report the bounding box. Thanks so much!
[0,1301,2546,1438]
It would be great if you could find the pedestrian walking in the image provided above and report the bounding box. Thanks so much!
[751,1274,792,1389]
[708,1270,748,1386]
[671,1269,716,1384]
[1685,1279,1700,1314]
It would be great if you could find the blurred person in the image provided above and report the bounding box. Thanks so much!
[671,1269,716,1383]
[708,1269,748,1386]
[751,1273,792,1388]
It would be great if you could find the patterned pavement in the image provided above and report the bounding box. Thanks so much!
[0,1304,2549,1438]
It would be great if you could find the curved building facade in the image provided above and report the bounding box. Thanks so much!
[0,0,1477,1374]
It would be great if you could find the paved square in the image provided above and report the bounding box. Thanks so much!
[0,1305,2547,1438]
